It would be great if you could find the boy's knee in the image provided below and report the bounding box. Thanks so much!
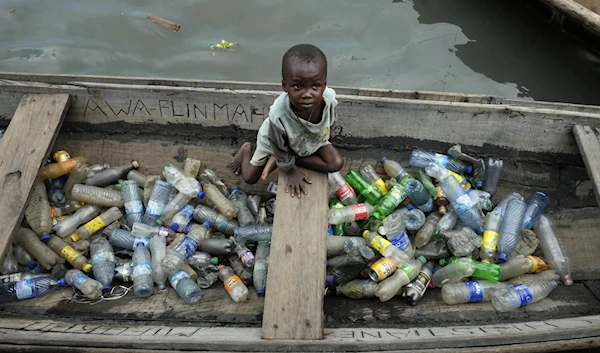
[243,174,260,185]
[329,154,344,172]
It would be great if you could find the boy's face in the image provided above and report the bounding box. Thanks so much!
[282,58,327,118]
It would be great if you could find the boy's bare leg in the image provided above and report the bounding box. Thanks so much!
[261,156,278,180]
[295,144,344,173]
[231,142,264,184]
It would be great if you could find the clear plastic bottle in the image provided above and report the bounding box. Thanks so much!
[497,199,526,262]
[142,175,159,207]
[335,279,378,299]
[253,241,270,296]
[522,192,550,230]
[160,192,196,225]
[405,179,434,212]
[465,189,494,211]
[328,172,358,206]
[131,223,173,239]
[109,229,138,250]
[233,241,255,267]
[507,270,560,285]
[228,255,252,285]
[534,215,573,285]
[13,243,37,269]
[202,182,238,220]
[115,261,133,282]
[199,169,229,196]
[380,157,411,181]
[432,257,475,287]
[45,235,91,272]
[71,184,124,208]
[246,195,261,219]
[446,145,486,188]
[141,180,172,226]
[71,207,123,241]
[149,232,168,290]
[189,252,219,271]
[169,270,202,304]
[375,256,426,302]
[14,228,59,271]
[0,272,50,284]
[87,163,110,177]
[228,186,256,226]
[0,277,66,303]
[162,221,212,274]
[382,212,414,258]
[499,255,548,281]
[435,208,458,234]
[163,164,201,198]
[133,240,153,297]
[170,205,194,232]
[199,237,234,256]
[126,169,148,187]
[65,269,103,300]
[51,201,84,218]
[372,182,409,220]
[402,206,426,231]
[40,156,87,179]
[53,205,102,238]
[1,247,19,275]
[439,227,481,257]
[482,158,503,196]
[492,280,558,312]
[328,203,375,225]
[479,210,501,264]
[233,224,272,244]
[218,265,249,302]
[363,230,411,265]
[442,280,510,305]
[409,149,472,174]
[360,164,388,196]
[345,169,383,206]
[121,180,144,227]
[89,236,115,293]
[414,240,450,260]
[415,212,441,248]
[193,204,239,236]
[85,161,139,187]
[183,158,202,178]
[402,260,434,305]
[495,192,524,218]
[25,179,53,241]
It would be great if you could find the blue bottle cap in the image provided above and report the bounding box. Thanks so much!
[380,156,388,164]
[256,289,265,297]
[199,180,206,186]
[197,191,205,199]
[58,278,67,287]
[326,275,335,286]
[171,223,180,232]
[182,223,192,234]
[27,260,38,270]
[466,165,473,174]
[406,204,415,211]
[203,220,212,228]
[135,241,146,247]
[102,283,111,293]
[232,185,239,192]
[475,226,484,235]
[40,233,50,242]
[497,253,508,263]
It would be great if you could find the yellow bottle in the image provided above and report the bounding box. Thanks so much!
[40,156,87,179]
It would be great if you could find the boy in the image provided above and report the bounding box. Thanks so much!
[231,44,344,197]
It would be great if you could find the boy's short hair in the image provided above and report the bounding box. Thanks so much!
[281,44,327,78]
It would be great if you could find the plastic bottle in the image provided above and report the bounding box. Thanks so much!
[46,176,67,206]
[380,157,411,181]
[115,260,133,282]
[409,149,472,174]
[497,199,526,262]
[507,270,560,285]
[71,184,124,208]
[89,236,115,293]
[435,208,458,235]
[402,260,434,305]
[415,170,438,197]
[434,186,450,215]
[492,280,558,312]
[479,210,501,264]
[200,182,238,220]
[218,265,249,302]
[14,228,59,271]
[382,212,414,257]
[124,169,147,187]
[228,186,256,226]
[432,257,475,287]
[328,203,375,225]
[170,205,194,232]
[372,182,409,220]
[71,207,123,241]
[253,241,270,296]
[109,229,138,250]
[193,204,239,236]
[442,280,510,305]
[199,169,229,196]
[169,270,202,304]
[405,179,434,212]
[402,207,426,231]
[182,157,202,178]
[189,252,218,270]
[233,241,255,267]
[363,230,411,265]
[326,236,361,256]
[344,169,383,205]
[375,256,426,302]
[131,222,173,238]
[414,240,450,260]
[514,229,540,257]
[199,238,234,256]
[227,255,252,285]
[328,172,358,206]
[342,222,361,236]
[51,201,84,218]
[62,163,89,199]
[415,212,441,248]
[86,163,110,177]
[246,195,261,219]
[132,240,153,297]
[162,221,212,274]
[85,161,139,187]
[148,232,168,290]
[1,248,18,275]
[0,272,50,284]
[439,227,481,257]
[25,179,53,241]
[0,277,66,303]
[326,260,366,286]
[40,156,87,179]
[13,243,37,269]
[53,205,102,238]
[494,192,524,217]
[359,164,388,195]
[482,158,503,196]
[534,215,573,285]
[335,279,377,299]
[446,145,485,187]
[121,180,144,227]
[499,255,548,281]
[162,164,201,198]
[159,192,194,225]
[141,180,172,226]
[44,235,91,272]
[522,192,550,230]
[465,189,494,211]
[65,269,103,300]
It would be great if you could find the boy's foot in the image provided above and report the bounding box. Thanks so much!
[261,156,277,180]
[231,142,252,175]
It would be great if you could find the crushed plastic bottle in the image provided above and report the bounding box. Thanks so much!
[0,277,66,303]
[25,179,53,241]
[85,161,139,187]
[121,180,144,227]
[170,205,194,232]
[90,236,115,292]
[402,206,426,231]
[359,164,388,195]
[328,203,375,225]
[465,189,494,211]
[372,182,409,220]
[438,227,482,257]
[227,255,252,285]
[442,280,510,305]
[71,207,123,241]
[142,180,172,226]
[492,280,557,312]
[497,199,526,262]
[228,186,256,226]
[522,192,550,230]
[406,179,434,212]
[161,164,201,198]
[169,270,203,304]
[233,240,255,267]
[479,210,501,264]
[328,172,358,206]
[414,212,441,248]
[53,205,102,238]
[447,145,485,188]
[65,269,103,300]
[148,232,168,290]
[335,279,378,299]
[202,181,238,220]
[410,149,472,175]
[402,260,434,305]
[45,235,92,272]
[218,265,249,302]
[432,257,475,287]
[345,169,383,205]
[199,169,229,196]
[133,240,153,298]
[71,184,124,208]
[51,201,83,218]
[246,195,261,219]
[534,215,573,285]
[375,256,426,302]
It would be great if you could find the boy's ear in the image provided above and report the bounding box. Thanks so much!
[281,79,287,92]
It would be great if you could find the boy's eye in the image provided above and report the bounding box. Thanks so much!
[293,85,301,90]
[313,84,321,88]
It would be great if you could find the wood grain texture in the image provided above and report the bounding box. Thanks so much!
[0,94,69,262]
[262,168,328,340]
[573,125,600,204]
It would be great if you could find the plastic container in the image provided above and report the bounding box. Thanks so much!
[12,243,37,268]
[497,199,527,262]
[466,189,494,211]
[372,182,409,220]
[160,192,195,225]
[228,186,255,226]
[534,215,573,285]
[405,179,434,212]
[482,158,503,196]
[163,164,201,198]
[87,163,110,177]
[416,170,438,197]
[435,208,458,235]
[133,241,153,297]
[522,192,550,230]
[328,203,375,225]
[253,241,270,296]
[53,205,102,238]
[183,158,202,178]
[439,227,481,257]
[335,279,378,299]
[85,161,139,187]
[380,157,411,181]
[402,260,434,305]
[479,210,501,264]
[492,281,558,312]
[149,232,168,290]
[363,230,411,265]
[218,265,249,302]
[109,229,139,250]
[1,247,18,275]
[446,145,485,187]
[126,169,148,187]
[40,156,87,179]
[234,224,273,244]
[328,172,358,206]
[170,205,194,232]
[0,277,66,303]
[121,180,144,227]
[382,212,414,258]
[409,149,472,174]
[199,169,229,196]
[495,192,524,218]
[71,207,123,241]
[115,261,133,282]
[65,269,103,300]
[246,195,261,219]
[414,239,450,260]
[71,184,124,208]
[14,228,59,271]
[0,272,50,284]
[228,255,253,285]
[201,182,238,220]
[402,206,426,230]
[89,236,115,293]
[193,204,239,236]
[507,270,560,285]
[199,238,234,256]
[45,235,91,272]
[63,163,89,199]
[415,212,441,248]
[51,201,83,218]
[233,241,255,267]
[142,180,172,226]
[442,280,510,305]
[25,179,53,241]
[169,270,202,304]
[375,256,426,302]
[345,169,383,205]
[162,221,212,274]
[499,255,548,281]
[432,257,475,287]
[359,164,388,195]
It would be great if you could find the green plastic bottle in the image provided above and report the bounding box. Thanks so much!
[439,257,500,282]
[345,169,383,206]
[330,202,345,236]
[372,182,409,220]
[416,170,438,197]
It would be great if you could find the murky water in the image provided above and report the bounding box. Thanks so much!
[1,0,600,105]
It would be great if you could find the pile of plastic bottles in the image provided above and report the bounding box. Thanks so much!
[0,151,274,305]
[326,146,572,312]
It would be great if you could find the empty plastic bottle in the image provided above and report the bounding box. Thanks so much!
[328,172,358,206]
[71,207,123,241]
[497,199,526,262]
[410,149,472,174]
[442,280,510,305]
[234,224,272,245]
[85,161,139,187]
[53,205,102,239]
[253,241,270,296]
[228,255,252,285]
[193,204,239,236]
[65,269,103,300]
[71,184,124,207]
[405,179,434,212]
[1,247,19,275]
[199,237,234,256]
[482,158,503,196]
[90,237,115,293]
[380,157,411,181]
[0,272,50,284]
[514,229,540,257]
[201,181,238,220]
[403,206,426,231]
[121,180,144,227]
[218,265,249,302]
[162,221,212,274]
[246,195,261,219]
[438,227,482,257]
[415,212,441,248]
[499,255,548,281]
[335,279,377,299]
[199,169,229,196]
[345,169,383,205]
[341,222,360,236]
[432,257,475,287]
[182,157,202,178]
[45,235,91,272]
[142,180,172,226]
[87,163,110,177]
[170,205,194,232]
[63,163,89,199]
[372,182,409,220]
[0,277,66,303]
[228,186,255,226]
[133,241,153,297]
[115,261,133,282]
[13,243,37,269]
[149,232,168,290]
[46,176,67,206]
[51,201,84,218]
[328,203,375,225]
[382,212,414,258]
[125,169,147,187]
[492,280,558,312]
[507,270,560,285]
[360,164,388,195]
[110,229,138,250]
[233,241,255,267]
[169,270,202,304]
[479,210,501,264]
[14,228,59,271]
[40,156,87,179]
[534,215,573,285]
[414,240,450,260]
[162,164,201,198]
[435,208,458,234]
[465,189,494,211]
[522,192,550,230]
[363,230,411,265]
[189,252,218,270]
[131,222,172,238]
[434,186,450,215]
[25,179,53,241]
[447,145,485,187]
[402,260,434,305]
[416,170,438,197]
[494,192,524,218]
[375,256,426,302]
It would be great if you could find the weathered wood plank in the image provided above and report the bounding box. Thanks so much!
[0,94,69,261]
[262,168,328,340]
[573,125,600,204]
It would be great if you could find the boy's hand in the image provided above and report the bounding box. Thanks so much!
[285,165,312,198]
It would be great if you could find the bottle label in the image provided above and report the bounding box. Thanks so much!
[388,185,408,204]
[239,249,255,267]
[133,262,152,278]
[409,270,431,295]
[0,273,22,284]
[390,229,410,250]
[224,275,242,294]
[15,279,36,300]
[434,153,449,167]
[180,205,195,217]
[370,235,391,254]
[157,227,170,237]
[91,250,116,266]
[60,246,81,263]
[146,200,165,217]
[134,237,150,247]
[335,183,355,201]
[352,204,369,221]
[174,237,198,259]
[467,281,484,302]
[370,257,397,281]
[70,272,90,289]
[372,179,388,195]
[527,256,549,273]
[454,194,474,215]
[254,261,267,272]
[169,270,189,288]
[84,216,107,235]
[394,169,408,181]
[400,263,417,280]
[512,284,533,307]
[124,200,143,215]
[482,230,499,250]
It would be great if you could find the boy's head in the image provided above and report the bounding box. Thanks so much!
[281,44,327,117]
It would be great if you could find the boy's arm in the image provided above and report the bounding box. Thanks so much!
[267,122,311,197]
